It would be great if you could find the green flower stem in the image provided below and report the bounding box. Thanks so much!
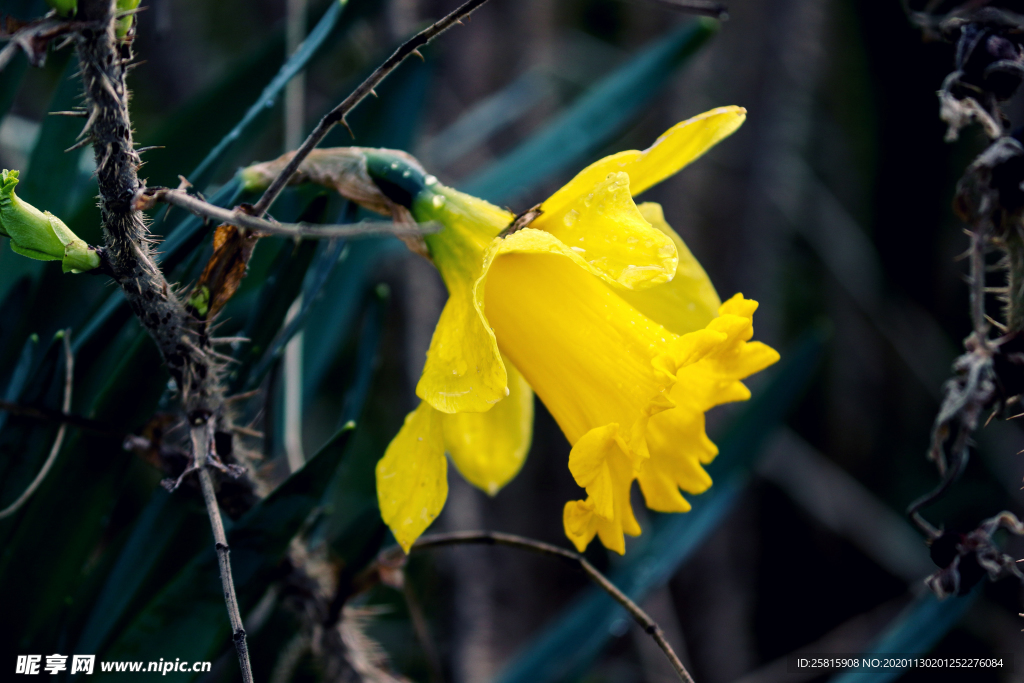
[0,170,100,273]
[363,149,432,208]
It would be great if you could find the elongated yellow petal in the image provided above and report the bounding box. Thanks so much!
[416,276,508,413]
[376,402,448,553]
[531,172,677,290]
[442,357,534,495]
[616,203,720,335]
[540,107,746,218]
[416,187,514,413]
[627,107,747,196]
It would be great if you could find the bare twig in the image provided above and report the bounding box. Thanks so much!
[0,332,73,520]
[385,531,696,683]
[194,423,254,683]
[251,0,495,217]
[136,187,436,239]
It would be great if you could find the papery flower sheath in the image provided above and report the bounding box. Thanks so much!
[372,106,779,553]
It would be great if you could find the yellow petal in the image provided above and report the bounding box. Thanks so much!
[567,424,624,519]
[635,466,693,514]
[376,402,448,553]
[415,187,514,413]
[562,494,640,555]
[627,106,747,196]
[636,407,715,513]
[531,172,677,290]
[416,277,508,413]
[442,356,534,495]
[565,423,642,553]
[664,296,780,413]
[616,203,721,335]
[564,499,597,552]
[540,106,746,217]
[719,292,759,318]
[652,327,729,380]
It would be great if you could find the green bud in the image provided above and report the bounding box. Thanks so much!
[115,0,141,39]
[0,170,100,273]
[45,0,77,17]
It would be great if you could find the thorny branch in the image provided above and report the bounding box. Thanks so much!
[251,0,495,217]
[135,186,438,240]
[0,332,73,520]
[906,0,1024,598]
[74,0,219,414]
[71,0,251,678]
[377,531,697,683]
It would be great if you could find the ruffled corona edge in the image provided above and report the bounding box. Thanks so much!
[563,295,779,553]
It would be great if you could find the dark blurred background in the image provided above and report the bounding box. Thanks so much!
[2,0,1024,681]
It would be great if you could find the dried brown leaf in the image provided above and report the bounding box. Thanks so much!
[188,222,261,320]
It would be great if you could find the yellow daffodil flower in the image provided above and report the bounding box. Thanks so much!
[375,106,779,553]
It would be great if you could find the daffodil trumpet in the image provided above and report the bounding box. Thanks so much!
[242,106,780,554]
